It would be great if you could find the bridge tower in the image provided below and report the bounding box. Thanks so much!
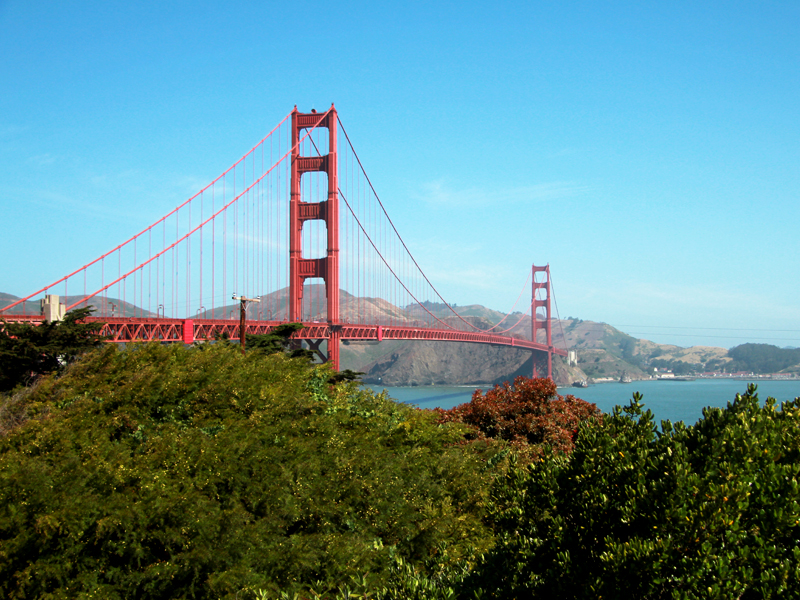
[531,264,554,380]
[289,105,341,368]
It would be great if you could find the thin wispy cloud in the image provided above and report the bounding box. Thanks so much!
[3,170,222,227]
[413,179,590,208]
[83,165,208,194]
[548,146,589,158]
[576,279,800,330]
[26,153,59,166]
[0,124,29,139]
[403,235,484,257]
[618,281,777,314]
[0,187,141,223]
[162,174,212,201]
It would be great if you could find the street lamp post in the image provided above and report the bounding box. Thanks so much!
[232,294,260,356]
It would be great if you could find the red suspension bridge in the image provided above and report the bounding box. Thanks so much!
[1,106,567,379]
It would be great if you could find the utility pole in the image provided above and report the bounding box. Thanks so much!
[232,294,260,356]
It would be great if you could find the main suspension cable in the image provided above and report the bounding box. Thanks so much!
[337,117,532,334]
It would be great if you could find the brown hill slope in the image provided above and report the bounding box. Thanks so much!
[342,314,733,387]
[2,289,731,386]
[0,293,155,318]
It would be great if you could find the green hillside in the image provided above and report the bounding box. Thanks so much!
[723,343,800,374]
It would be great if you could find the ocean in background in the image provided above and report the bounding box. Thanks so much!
[364,379,800,426]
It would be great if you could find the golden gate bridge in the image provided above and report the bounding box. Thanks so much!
[0,106,567,379]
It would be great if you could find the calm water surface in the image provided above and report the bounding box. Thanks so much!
[365,379,800,425]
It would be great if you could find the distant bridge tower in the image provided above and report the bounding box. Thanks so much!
[531,264,554,380]
[289,105,341,368]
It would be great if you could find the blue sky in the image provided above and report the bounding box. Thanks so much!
[1,1,798,349]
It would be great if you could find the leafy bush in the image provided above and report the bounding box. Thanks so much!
[466,385,800,599]
[0,307,104,392]
[0,343,500,599]
[436,376,601,459]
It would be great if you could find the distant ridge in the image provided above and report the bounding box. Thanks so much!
[6,289,792,385]
[0,292,156,318]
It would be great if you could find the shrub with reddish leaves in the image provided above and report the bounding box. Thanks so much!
[437,376,601,457]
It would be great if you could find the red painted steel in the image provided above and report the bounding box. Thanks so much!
[0,315,566,358]
[0,112,294,316]
[290,106,340,368]
[531,264,554,379]
[182,319,194,344]
[1,108,571,382]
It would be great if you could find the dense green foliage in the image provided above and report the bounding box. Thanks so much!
[466,386,800,599]
[5,335,800,599]
[436,376,601,459]
[0,343,500,599]
[0,307,104,392]
[245,323,316,362]
[726,343,800,374]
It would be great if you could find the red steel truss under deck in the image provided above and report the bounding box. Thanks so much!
[2,315,566,357]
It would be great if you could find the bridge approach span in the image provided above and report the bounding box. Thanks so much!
[2,315,566,358]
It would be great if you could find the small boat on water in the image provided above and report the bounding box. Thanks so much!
[572,379,589,388]
[619,371,632,384]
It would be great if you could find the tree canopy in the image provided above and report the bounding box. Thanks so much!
[0,307,104,392]
[0,342,499,599]
[466,386,800,599]
[436,376,601,459]
[244,322,311,358]
[4,332,800,599]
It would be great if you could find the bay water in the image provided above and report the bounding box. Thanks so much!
[365,379,800,426]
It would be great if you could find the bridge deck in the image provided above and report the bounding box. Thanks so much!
[2,315,566,357]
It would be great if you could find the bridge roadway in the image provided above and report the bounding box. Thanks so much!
[2,315,566,357]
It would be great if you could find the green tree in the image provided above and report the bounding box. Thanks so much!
[245,322,304,354]
[0,342,498,599]
[0,307,104,392]
[466,386,800,599]
[246,324,363,383]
